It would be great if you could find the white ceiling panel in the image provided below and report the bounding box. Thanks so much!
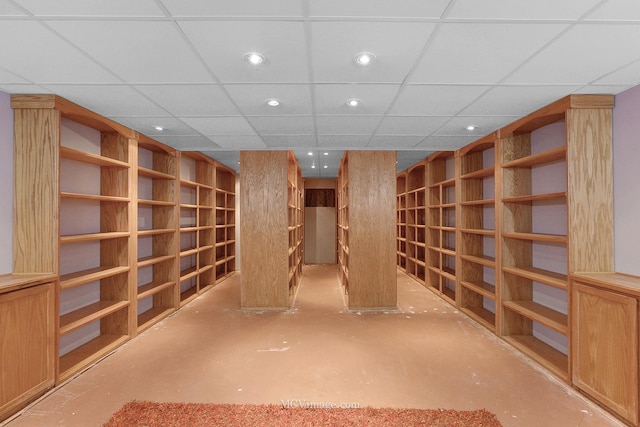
[153,135,220,149]
[262,135,317,148]
[160,0,302,17]
[314,84,400,115]
[390,85,490,116]
[414,135,477,150]
[574,84,635,95]
[200,151,240,172]
[310,22,436,83]
[209,135,267,149]
[460,85,582,116]
[224,84,312,115]
[447,0,602,20]
[247,116,315,134]
[135,84,240,116]
[593,59,640,86]
[41,84,169,116]
[410,23,567,84]
[432,116,514,137]
[179,21,308,83]
[0,67,28,84]
[107,117,200,137]
[0,21,120,83]
[309,0,449,18]
[585,0,640,21]
[504,24,640,85]
[17,0,165,16]
[376,116,449,135]
[47,21,212,83]
[316,116,381,134]
[0,0,28,15]
[317,135,370,148]
[368,135,426,148]
[0,84,49,94]
[180,117,257,136]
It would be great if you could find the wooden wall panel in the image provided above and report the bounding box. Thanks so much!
[348,151,397,309]
[13,109,60,274]
[567,108,614,273]
[240,151,289,309]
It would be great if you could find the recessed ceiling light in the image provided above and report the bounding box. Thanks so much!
[323,152,329,156]
[154,126,164,131]
[323,165,328,169]
[355,52,376,66]
[266,98,280,107]
[307,152,313,156]
[244,52,266,66]
[311,164,316,169]
[465,125,477,131]
[346,98,360,107]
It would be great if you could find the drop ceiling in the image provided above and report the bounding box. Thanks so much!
[1,0,639,177]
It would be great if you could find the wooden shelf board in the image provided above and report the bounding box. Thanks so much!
[61,192,129,203]
[460,199,495,206]
[503,231,567,244]
[137,280,175,300]
[59,300,130,335]
[180,226,198,233]
[179,179,199,188]
[502,266,567,289]
[137,198,175,207]
[61,146,130,168]
[430,177,456,188]
[502,335,568,381]
[60,231,129,243]
[137,306,174,333]
[571,272,640,298]
[179,286,198,306]
[460,254,495,268]
[460,306,496,332]
[179,203,198,209]
[199,283,214,294]
[460,228,495,236]
[503,300,568,334]
[137,255,175,268]
[441,286,456,304]
[179,267,198,281]
[502,192,566,203]
[58,334,130,383]
[199,265,214,273]
[60,266,130,289]
[460,166,495,180]
[461,280,496,298]
[502,146,566,169]
[137,166,174,180]
[180,247,199,258]
[137,228,175,237]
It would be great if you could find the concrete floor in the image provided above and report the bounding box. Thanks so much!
[3,265,624,427]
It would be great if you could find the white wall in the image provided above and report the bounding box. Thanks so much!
[613,85,640,276]
[0,92,13,274]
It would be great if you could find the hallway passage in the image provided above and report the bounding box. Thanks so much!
[3,265,623,427]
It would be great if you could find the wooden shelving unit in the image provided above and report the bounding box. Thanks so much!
[215,164,237,283]
[287,152,304,297]
[426,151,458,305]
[135,135,178,332]
[404,162,427,284]
[458,133,499,332]
[338,151,397,310]
[396,172,407,272]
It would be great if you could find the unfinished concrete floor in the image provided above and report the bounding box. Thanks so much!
[3,265,624,427]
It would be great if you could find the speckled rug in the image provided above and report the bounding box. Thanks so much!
[102,401,503,426]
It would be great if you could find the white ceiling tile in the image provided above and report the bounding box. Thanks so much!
[47,21,212,83]
[41,84,169,116]
[432,116,513,137]
[0,67,28,84]
[179,21,308,83]
[0,84,50,94]
[504,24,640,85]
[447,0,602,20]
[161,0,302,17]
[316,116,381,134]
[209,135,267,149]
[574,85,634,95]
[376,116,449,135]
[593,59,640,86]
[224,84,312,115]
[585,0,640,20]
[311,22,436,83]
[309,0,449,18]
[0,21,121,83]
[17,0,165,16]
[247,116,315,134]
[414,135,477,150]
[201,151,240,172]
[314,84,400,115]
[106,117,200,137]
[263,135,317,148]
[390,85,490,115]
[153,135,221,149]
[368,135,426,148]
[410,23,567,84]
[135,84,240,116]
[460,85,582,115]
[317,135,370,148]
[0,0,28,15]
[180,117,257,135]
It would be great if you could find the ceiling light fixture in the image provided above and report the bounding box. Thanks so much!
[465,125,477,131]
[307,152,313,156]
[154,126,164,131]
[346,98,360,107]
[311,164,316,169]
[355,52,376,66]
[244,52,266,66]
[266,98,280,107]
[323,152,329,156]
[323,165,328,169]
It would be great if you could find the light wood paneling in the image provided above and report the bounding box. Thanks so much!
[348,151,397,309]
[240,151,290,309]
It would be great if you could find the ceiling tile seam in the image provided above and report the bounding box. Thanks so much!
[302,0,319,148]
[586,56,640,86]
